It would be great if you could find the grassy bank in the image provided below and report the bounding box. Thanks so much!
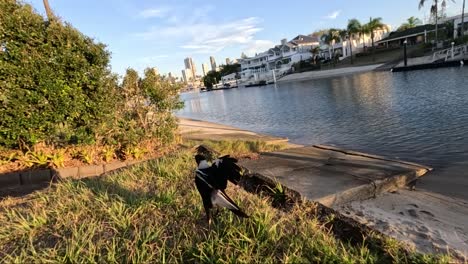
[0,141,450,263]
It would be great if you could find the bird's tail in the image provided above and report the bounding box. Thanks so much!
[228,208,249,218]
[211,190,249,218]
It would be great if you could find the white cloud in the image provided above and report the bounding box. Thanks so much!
[325,10,341,19]
[139,55,169,64]
[137,17,269,54]
[242,40,275,56]
[139,7,170,18]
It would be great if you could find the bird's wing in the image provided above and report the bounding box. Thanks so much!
[211,190,249,218]
[213,155,242,185]
[211,189,238,210]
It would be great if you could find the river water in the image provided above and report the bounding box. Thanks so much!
[178,68,468,197]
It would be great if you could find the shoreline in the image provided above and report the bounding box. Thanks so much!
[178,117,302,148]
[277,63,384,83]
[178,117,468,259]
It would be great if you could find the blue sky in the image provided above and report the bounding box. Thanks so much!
[26,0,463,77]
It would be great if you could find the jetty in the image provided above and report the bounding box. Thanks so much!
[392,43,468,72]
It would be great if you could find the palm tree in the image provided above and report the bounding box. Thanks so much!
[310,46,321,64]
[398,16,422,31]
[365,17,388,49]
[347,19,362,64]
[462,0,466,37]
[419,0,451,43]
[320,28,342,60]
[364,17,388,61]
[43,0,55,20]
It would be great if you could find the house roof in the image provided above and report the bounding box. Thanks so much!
[376,24,436,43]
[269,43,294,53]
[440,13,468,23]
[290,34,320,45]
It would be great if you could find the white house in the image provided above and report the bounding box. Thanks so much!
[319,26,391,60]
[440,13,468,38]
[238,36,318,85]
[221,73,238,87]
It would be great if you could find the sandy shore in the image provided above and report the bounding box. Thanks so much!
[178,117,468,260]
[277,64,384,83]
[339,190,468,259]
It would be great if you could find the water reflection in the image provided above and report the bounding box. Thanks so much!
[178,68,468,171]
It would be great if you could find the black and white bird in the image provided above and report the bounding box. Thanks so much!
[194,153,248,224]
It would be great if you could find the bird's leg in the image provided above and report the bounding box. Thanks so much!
[205,207,212,226]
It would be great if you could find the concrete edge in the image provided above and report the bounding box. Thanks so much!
[313,144,433,171]
[0,172,22,188]
[0,159,152,191]
[276,64,384,83]
[240,156,429,208]
[178,117,291,144]
[317,168,429,207]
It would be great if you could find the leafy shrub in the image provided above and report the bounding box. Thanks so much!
[78,149,94,164]
[28,150,49,167]
[101,147,115,162]
[131,147,146,160]
[0,1,182,151]
[0,1,119,148]
[114,68,183,147]
[48,149,66,168]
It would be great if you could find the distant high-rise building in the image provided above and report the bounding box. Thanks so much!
[225,58,231,65]
[181,69,188,83]
[183,68,194,83]
[184,57,196,79]
[210,56,217,72]
[202,63,210,76]
[168,72,174,83]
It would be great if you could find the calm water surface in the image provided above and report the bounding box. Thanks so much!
[178,68,468,173]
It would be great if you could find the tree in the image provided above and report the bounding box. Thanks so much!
[320,28,342,61]
[347,19,362,64]
[202,71,221,89]
[310,46,321,64]
[364,17,388,61]
[397,16,422,31]
[462,0,466,37]
[419,0,453,42]
[219,63,240,76]
[310,29,329,38]
[42,0,55,21]
[365,17,388,49]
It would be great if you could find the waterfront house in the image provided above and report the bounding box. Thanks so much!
[289,35,320,52]
[221,72,238,87]
[239,37,316,85]
[440,13,468,38]
[376,24,436,47]
[318,26,391,60]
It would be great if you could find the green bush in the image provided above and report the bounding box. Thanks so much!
[202,70,221,89]
[114,68,183,148]
[0,0,119,147]
[0,1,182,149]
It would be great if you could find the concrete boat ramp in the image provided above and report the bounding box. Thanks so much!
[241,145,467,258]
[240,145,430,208]
[179,118,467,258]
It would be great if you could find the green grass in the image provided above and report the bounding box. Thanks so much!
[0,145,451,263]
[183,139,286,158]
